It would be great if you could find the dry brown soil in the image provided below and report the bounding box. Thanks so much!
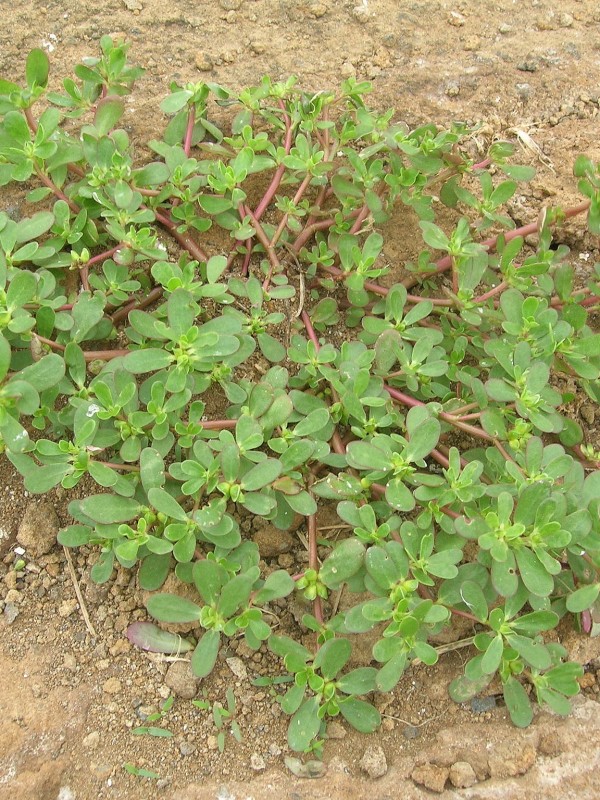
[3,1,600,798]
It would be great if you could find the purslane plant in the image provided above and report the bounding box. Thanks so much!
[2,40,600,752]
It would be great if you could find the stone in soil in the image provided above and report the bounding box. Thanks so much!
[17,501,60,557]
[449,761,477,788]
[358,745,388,778]
[411,763,449,793]
[165,660,199,699]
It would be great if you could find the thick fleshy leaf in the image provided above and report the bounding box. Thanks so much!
[127,621,193,654]
[146,593,202,623]
[320,538,365,589]
[288,696,321,752]
[191,629,221,678]
[339,697,381,733]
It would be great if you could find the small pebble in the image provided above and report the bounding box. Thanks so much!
[165,661,198,699]
[83,731,100,749]
[102,677,122,695]
[180,741,196,756]
[250,753,266,771]
[449,761,477,788]
[471,696,497,713]
[359,745,388,778]
[403,724,420,739]
[3,603,19,624]
[195,53,213,72]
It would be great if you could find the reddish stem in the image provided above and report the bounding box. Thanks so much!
[154,210,208,262]
[253,100,294,221]
[183,108,195,157]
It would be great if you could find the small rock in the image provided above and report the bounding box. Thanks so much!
[63,653,77,671]
[351,5,370,22]
[581,403,596,425]
[516,83,532,100]
[448,11,465,26]
[4,589,21,604]
[470,696,496,713]
[411,763,449,793]
[518,60,538,73]
[403,724,420,739]
[253,526,294,558]
[326,721,347,740]
[226,657,248,680]
[4,570,17,590]
[308,1,328,17]
[268,743,281,756]
[359,745,388,778]
[90,763,112,780]
[58,599,79,617]
[340,61,356,78]
[499,22,512,33]
[180,741,196,756]
[578,672,595,689]
[83,731,100,749]
[207,735,218,750]
[165,660,199,699]
[446,82,460,97]
[17,501,60,557]
[559,12,574,28]
[123,0,142,10]
[449,761,477,788]
[284,757,327,778]
[250,753,266,771]
[195,53,213,72]
[102,677,122,695]
[463,36,480,51]
[57,788,75,800]
[3,602,19,624]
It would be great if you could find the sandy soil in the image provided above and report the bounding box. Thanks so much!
[2,1,600,798]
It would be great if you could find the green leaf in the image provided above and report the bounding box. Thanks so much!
[480,634,503,674]
[339,697,381,733]
[336,667,378,695]
[123,349,173,374]
[26,48,50,89]
[566,583,600,613]
[76,494,140,523]
[404,414,440,461]
[313,638,351,680]
[146,593,202,623]
[503,676,533,727]
[459,580,488,622]
[192,559,227,605]
[148,487,188,522]
[448,673,492,703]
[241,458,282,491]
[288,696,321,752]
[515,547,554,597]
[138,553,172,591]
[191,629,221,678]
[57,524,92,548]
[253,570,295,605]
[94,96,125,136]
[217,569,259,618]
[346,440,390,471]
[320,538,365,589]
